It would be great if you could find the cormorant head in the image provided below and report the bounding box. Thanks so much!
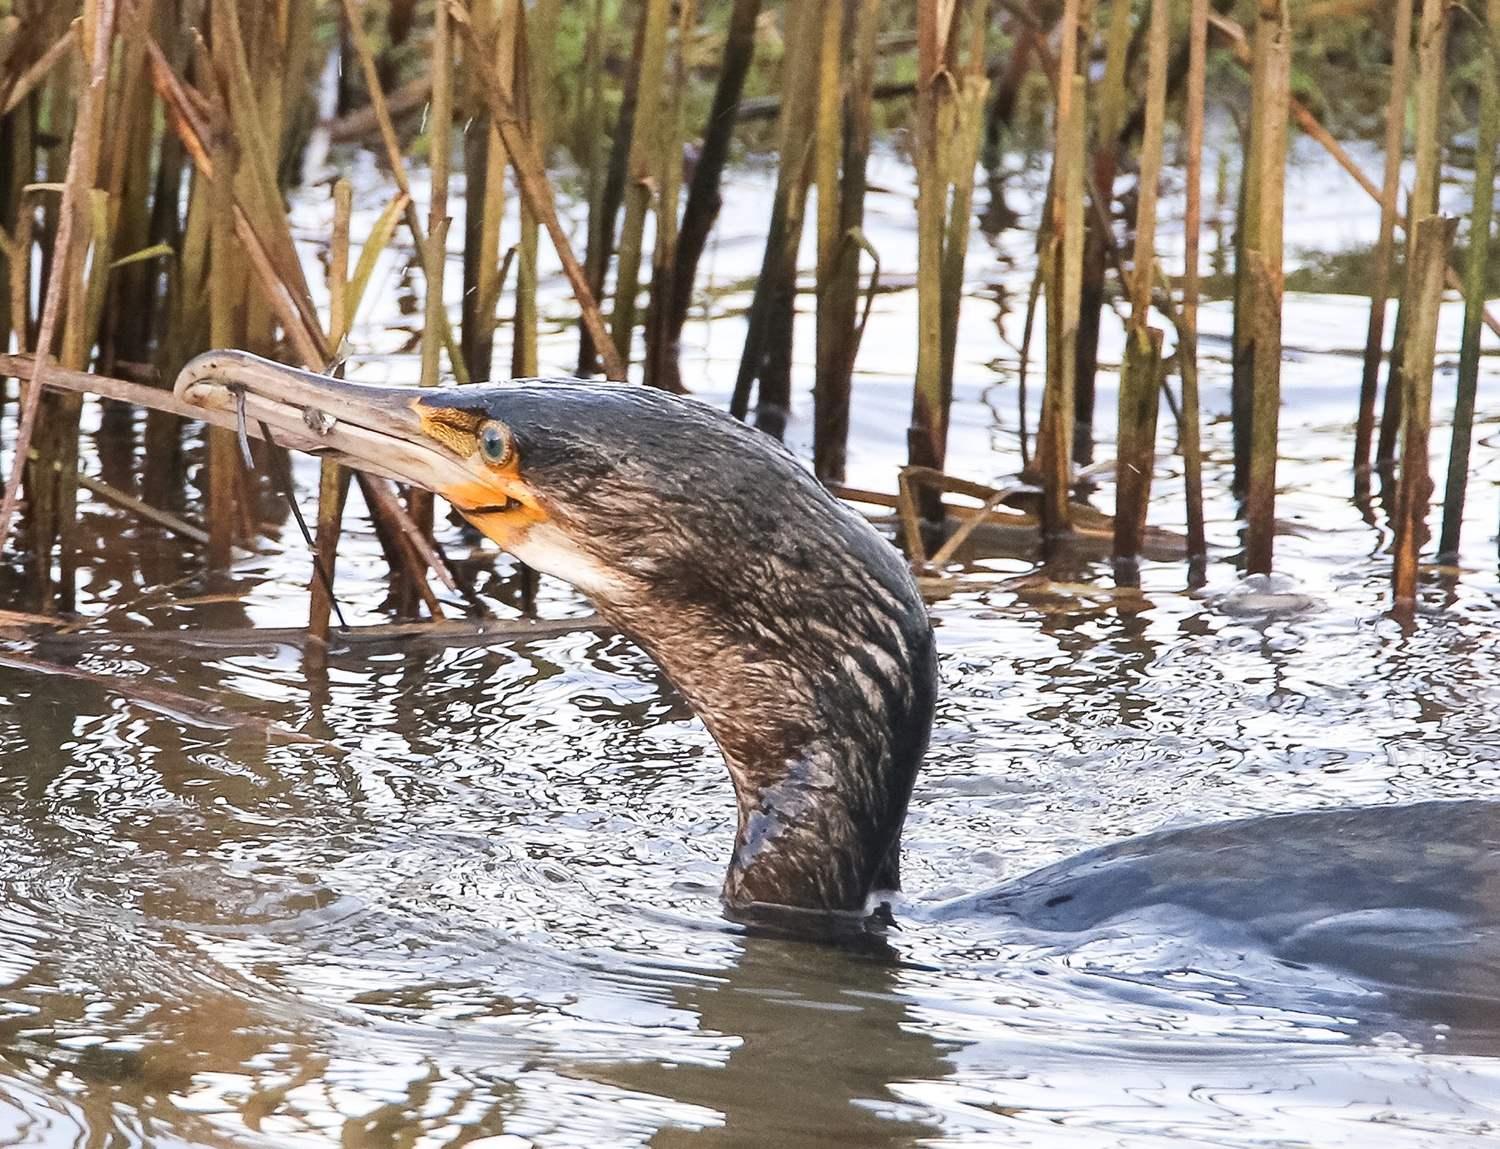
[176,351,937,918]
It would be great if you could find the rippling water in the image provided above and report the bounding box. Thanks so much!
[9,570,1500,1147]
[8,151,1500,1145]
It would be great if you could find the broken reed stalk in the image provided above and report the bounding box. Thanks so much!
[729,0,821,433]
[813,0,877,483]
[1353,0,1413,495]
[309,178,354,642]
[642,0,693,391]
[668,0,763,378]
[1180,0,1209,584]
[1114,0,1171,588]
[1392,214,1458,604]
[1241,0,1290,577]
[609,0,673,373]
[1377,0,1447,473]
[460,0,507,384]
[0,1,114,572]
[1036,0,1091,541]
[1439,0,1500,563]
[1075,0,1133,467]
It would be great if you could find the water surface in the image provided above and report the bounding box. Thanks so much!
[6,153,1500,1145]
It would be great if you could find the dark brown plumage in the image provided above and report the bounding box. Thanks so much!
[177,352,937,916]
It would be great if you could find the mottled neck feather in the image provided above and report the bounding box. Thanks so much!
[595,556,937,915]
[489,383,938,914]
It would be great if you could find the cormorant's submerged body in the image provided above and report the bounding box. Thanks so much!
[934,799,1500,1027]
[176,351,1500,1014]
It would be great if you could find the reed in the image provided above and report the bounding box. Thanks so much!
[1377,0,1447,475]
[0,0,1497,629]
[1392,213,1457,605]
[460,0,506,384]
[3,2,109,610]
[642,0,693,391]
[1113,0,1170,587]
[1353,0,1413,497]
[1240,0,1290,577]
[729,0,820,435]
[516,0,559,380]
[1075,0,1133,468]
[609,0,672,372]
[812,0,877,483]
[1439,0,1500,564]
[909,0,990,519]
[669,0,762,393]
[1035,0,1091,541]
[1179,0,1209,585]
[308,178,354,643]
[577,0,639,378]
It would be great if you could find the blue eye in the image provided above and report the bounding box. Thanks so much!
[479,422,512,466]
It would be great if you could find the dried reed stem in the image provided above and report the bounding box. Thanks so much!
[1180,0,1209,582]
[1242,0,1290,576]
[0,0,115,551]
[1438,0,1500,562]
[1392,214,1457,603]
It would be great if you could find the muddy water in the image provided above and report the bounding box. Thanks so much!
[7,153,1500,1146]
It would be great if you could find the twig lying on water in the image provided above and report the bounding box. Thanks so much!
[73,469,210,547]
[0,649,330,746]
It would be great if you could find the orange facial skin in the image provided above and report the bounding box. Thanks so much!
[413,400,551,550]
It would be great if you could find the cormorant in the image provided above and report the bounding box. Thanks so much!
[175,352,1500,992]
[176,350,937,917]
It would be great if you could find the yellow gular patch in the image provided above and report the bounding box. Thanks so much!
[446,476,551,551]
[414,402,485,458]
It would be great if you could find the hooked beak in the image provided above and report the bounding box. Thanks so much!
[174,350,478,496]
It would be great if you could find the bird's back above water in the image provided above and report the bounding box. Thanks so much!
[932,798,1500,1043]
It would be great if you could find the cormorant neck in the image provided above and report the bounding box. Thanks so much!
[592,567,937,916]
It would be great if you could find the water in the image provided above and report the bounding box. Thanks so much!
[7,152,1500,1145]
